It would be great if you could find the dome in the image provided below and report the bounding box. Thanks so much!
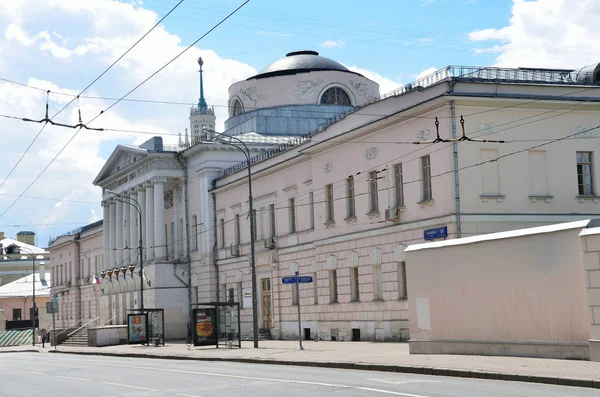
[249,50,363,80]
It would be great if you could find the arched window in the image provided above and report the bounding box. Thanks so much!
[320,87,352,106]
[232,99,244,116]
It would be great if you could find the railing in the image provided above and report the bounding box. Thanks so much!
[67,317,100,338]
[55,317,92,339]
[99,315,119,327]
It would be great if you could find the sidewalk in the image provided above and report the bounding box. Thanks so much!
[2,340,600,389]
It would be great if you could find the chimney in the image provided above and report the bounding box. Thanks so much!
[16,231,35,245]
[39,263,45,281]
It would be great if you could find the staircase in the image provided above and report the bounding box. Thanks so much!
[258,329,273,340]
[61,328,89,347]
[0,329,33,347]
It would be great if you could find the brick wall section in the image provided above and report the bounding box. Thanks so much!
[580,227,600,361]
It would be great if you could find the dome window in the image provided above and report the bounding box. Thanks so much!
[320,87,352,106]
[231,99,244,116]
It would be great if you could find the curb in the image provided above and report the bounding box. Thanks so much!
[0,349,40,354]
[48,350,600,390]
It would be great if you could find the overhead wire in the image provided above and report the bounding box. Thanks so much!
[0,0,251,221]
[0,0,186,191]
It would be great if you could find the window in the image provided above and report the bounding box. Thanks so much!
[232,99,244,116]
[269,204,276,238]
[398,261,407,299]
[350,267,360,302]
[234,214,241,245]
[251,209,257,240]
[394,163,404,207]
[346,177,356,218]
[170,222,175,257]
[309,192,315,229]
[369,171,379,213]
[219,218,225,249]
[373,264,383,300]
[325,184,334,222]
[179,219,184,255]
[421,155,432,201]
[329,270,338,303]
[191,215,198,251]
[289,198,296,233]
[320,87,352,106]
[87,258,91,277]
[577,151,595,195]
[13,308,21,321]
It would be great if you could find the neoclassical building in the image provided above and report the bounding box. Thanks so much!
[95,52,600,341]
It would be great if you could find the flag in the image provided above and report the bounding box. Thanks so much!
[93,275,101,285]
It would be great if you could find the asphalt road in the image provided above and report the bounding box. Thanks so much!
[0,352,596,397]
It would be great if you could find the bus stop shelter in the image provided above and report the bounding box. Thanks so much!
[192,302,240,348]
[127,308,165,346]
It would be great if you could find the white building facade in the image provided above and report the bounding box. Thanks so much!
[96,53,600,342]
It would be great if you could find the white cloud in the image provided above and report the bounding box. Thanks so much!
[320,40,346,49]
[468,0,600,68]
[421,0,435,7]
[416,67,438,80]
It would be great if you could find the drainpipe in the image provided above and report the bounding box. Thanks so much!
[211,181,219,302]
[450,99,462,239]
[74,235,83,323]
[175,153,193,341]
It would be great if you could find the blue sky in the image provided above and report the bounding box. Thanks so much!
[0,0,598,247]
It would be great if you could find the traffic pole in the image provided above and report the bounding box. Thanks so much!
[295,271,303,351]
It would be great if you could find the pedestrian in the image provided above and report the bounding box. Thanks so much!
[41,328,48,348]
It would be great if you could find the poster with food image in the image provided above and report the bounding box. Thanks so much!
[193,308,217,346]
[128,314,147,344]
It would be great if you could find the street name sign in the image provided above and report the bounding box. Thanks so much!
[282,276,313,284]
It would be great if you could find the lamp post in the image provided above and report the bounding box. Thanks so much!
[203,126,259,348]
[105,190,145,314]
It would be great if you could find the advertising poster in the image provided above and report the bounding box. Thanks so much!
[193,308,217,346]
[128,314,147,344]
[242,288,253,308]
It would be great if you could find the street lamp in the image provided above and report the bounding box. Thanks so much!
[204,126,259,348]
[105,190,145,315]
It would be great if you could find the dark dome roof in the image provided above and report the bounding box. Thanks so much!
[249,50,363,80]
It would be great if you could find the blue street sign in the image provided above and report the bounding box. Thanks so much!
[424,226,448,241]
[282,276,313,284]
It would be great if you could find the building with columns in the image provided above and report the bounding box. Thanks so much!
[95,52,600,345]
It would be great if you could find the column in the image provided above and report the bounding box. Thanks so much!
[173,187,180,258]
[102,200,110,270]
[123,196,130,265]
[138,186,146,264]
[109,200,117,267]
[144,182,155,261]
[129,189,139,265]
[154,177,167,260]
[115,199,123,266]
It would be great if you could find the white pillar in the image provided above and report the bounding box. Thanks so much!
[115,199,123,266]
[109,200,117,267]
[129,189,139,265]
[102,200,110,270]
[123,196,130,265]
[145,182,155,260]
[138,186,146,263]
[154,178,167,260]
[173,187,180,258]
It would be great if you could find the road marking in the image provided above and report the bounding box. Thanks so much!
[101,382,158,391]
[176,394,203,397]
[357,386,431,397]
[367,378,440,385]
[0,367,47,376]
[56,375,90,382]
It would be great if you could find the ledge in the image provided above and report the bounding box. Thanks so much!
[577,195,600,203]
[323,220,336,228]
[528,195,553,203]
[366,211,380,218]
[417,199,434,207]
[344,215,357,223]
[480,195,505,203]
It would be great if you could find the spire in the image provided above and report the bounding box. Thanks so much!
[197,56,208,111]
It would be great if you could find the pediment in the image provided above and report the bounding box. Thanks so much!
[93,146,148,185]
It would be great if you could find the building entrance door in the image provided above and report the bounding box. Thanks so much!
[261,278,272,329]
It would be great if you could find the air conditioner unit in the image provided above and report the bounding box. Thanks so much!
[385,207,400,222]
[263,237,276,250]
[230,245,240,257]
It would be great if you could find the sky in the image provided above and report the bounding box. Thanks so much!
[1,0,600,247]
